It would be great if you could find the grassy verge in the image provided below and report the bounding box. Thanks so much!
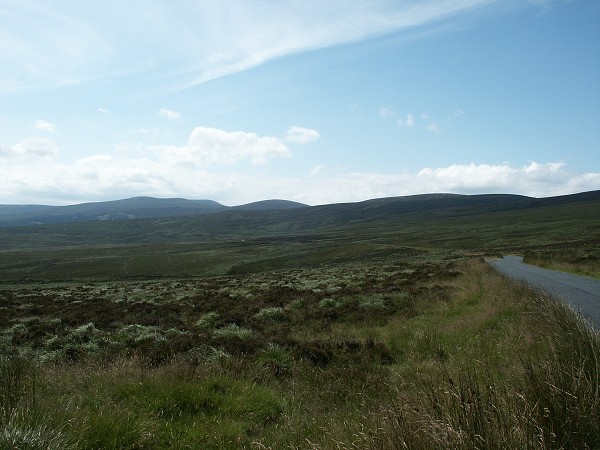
[523,254,600,279]
[1,257,598,448]
[522,241,600,279]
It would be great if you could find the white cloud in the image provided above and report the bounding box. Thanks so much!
[284,126,320,144]
[415,161,573,194]
[97,107,110,115]
[35,120,56,132]
[159,108,181,121]
[152,126,291,166]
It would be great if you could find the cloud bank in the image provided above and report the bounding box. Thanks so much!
[1,131,597,205]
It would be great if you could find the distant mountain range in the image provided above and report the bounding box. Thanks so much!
[0,190,599,229]
[0,197,307,227]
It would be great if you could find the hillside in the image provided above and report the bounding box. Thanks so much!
[1,191,598,247]
[0,190,598,282]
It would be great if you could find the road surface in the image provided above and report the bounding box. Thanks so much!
[488,255,600,330]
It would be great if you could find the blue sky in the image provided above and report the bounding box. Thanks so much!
[1,0,599,205]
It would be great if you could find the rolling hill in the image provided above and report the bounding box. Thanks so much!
[0,190,598,281]
[0,190,598,250]
[0,197,309,228]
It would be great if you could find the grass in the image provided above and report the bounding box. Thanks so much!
[1,257,598,448]
[524,247,600,279]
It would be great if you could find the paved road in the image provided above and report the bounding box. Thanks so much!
[488,255,600,330]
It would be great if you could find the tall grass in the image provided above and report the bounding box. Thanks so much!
[521,292,600,448]
[346,270,600,449]
[0,356,76,449]
[0,356,36,426]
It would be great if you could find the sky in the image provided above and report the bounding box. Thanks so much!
[1,0,599,206]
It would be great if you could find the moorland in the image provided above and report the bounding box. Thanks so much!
[1,191,599,448]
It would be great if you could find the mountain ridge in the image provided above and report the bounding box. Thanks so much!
[0,197,307,227]
[0,190,598,230]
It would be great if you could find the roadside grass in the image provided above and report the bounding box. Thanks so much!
[1,257,598,448]
[524,247,600,279]
[334,261,600,449]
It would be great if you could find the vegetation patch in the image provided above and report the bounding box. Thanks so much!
[1,195,599,447]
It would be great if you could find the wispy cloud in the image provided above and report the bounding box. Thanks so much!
[97,107,110,115]
[35,120,56,132]
[0,0,501,94]
[159,108,181,121]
